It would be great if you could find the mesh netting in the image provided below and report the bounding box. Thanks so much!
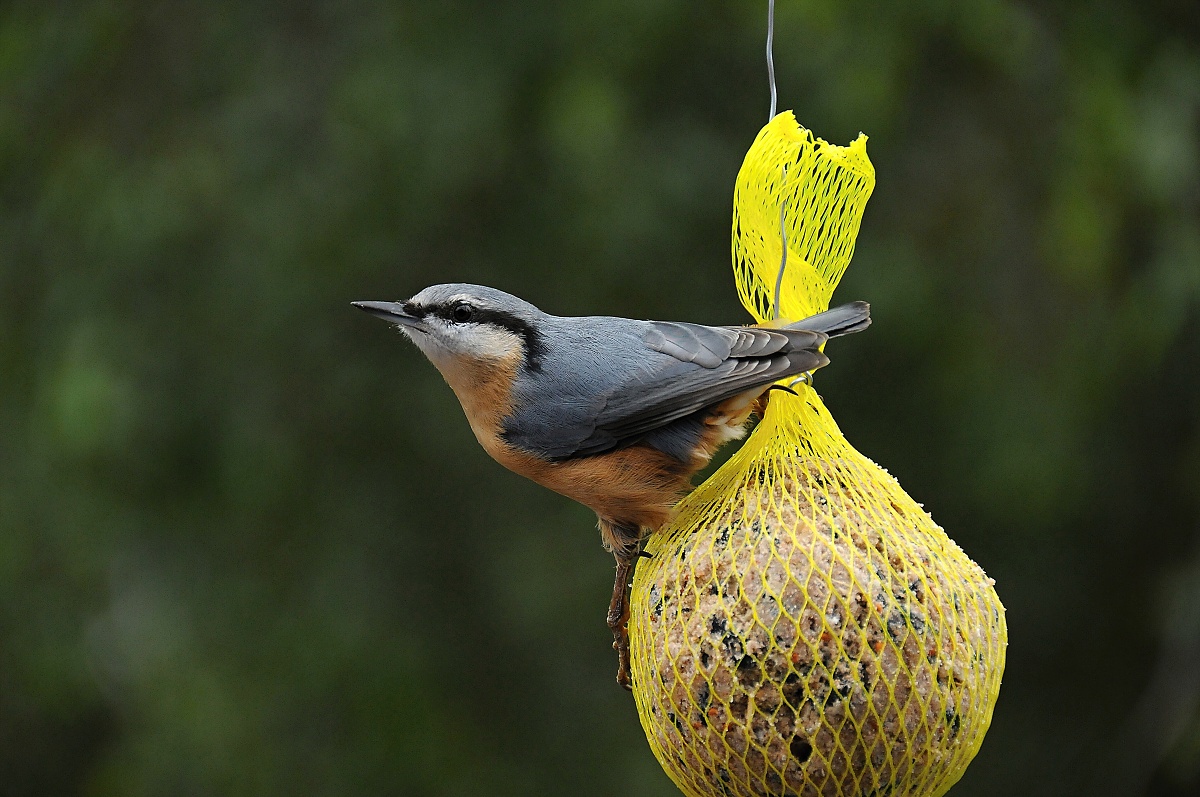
[629,112,1006,797]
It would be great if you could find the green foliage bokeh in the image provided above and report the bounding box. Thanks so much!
[2,1,1199,795]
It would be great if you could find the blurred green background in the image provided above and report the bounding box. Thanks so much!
[3,0,1199,795]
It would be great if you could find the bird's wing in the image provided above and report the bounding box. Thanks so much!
[587,323,827,448]
[505,321,827,460]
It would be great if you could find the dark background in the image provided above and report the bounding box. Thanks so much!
[3,1,1199,795]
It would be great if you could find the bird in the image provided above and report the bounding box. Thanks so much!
[353,284,870,690]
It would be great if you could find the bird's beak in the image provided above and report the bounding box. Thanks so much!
[351,300,424,329]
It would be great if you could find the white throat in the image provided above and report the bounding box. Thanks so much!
[403,319,523,371]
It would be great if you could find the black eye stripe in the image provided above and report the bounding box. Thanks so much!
[421,300,546,371]
[425,303,469,323]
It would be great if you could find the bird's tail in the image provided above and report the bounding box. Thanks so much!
[786,301,871,338]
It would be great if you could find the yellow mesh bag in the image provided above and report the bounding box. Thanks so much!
[629,112,1007,797]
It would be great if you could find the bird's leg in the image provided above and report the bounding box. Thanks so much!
[602,520,643,692]
[607,554,636,691]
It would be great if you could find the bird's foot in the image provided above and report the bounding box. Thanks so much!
[606,548,642,691]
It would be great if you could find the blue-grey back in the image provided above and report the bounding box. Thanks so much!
[501,312,827,461]
[504,314,683,458]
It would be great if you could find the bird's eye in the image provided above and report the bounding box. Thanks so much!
[450,302,475,323]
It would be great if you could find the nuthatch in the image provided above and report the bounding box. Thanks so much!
[353,284,869,689]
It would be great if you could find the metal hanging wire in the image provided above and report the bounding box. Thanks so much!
[767,0,789,322]
[767,0,778,121]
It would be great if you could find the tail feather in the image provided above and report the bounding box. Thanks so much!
[786,301,870,338]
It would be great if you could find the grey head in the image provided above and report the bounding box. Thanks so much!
[352,283,547,371]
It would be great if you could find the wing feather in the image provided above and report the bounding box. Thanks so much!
[587,347,826,449]
[503,315,849,461]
